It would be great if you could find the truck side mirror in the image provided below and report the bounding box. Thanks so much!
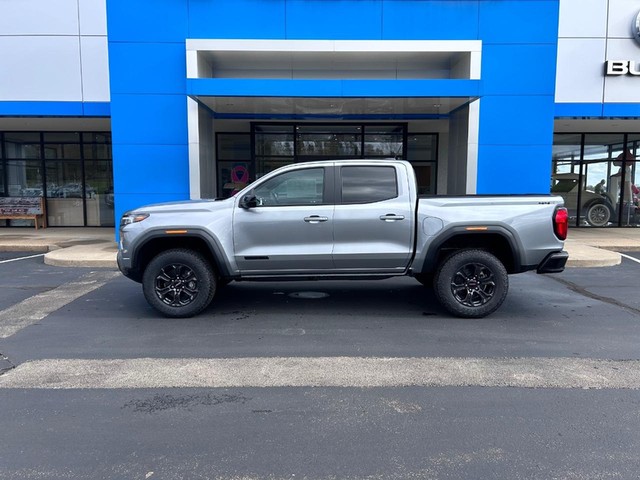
[239,194,258,209]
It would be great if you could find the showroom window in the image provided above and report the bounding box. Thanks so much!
[0,131,114,227]
[215,124,438,198]
[552,133,639,227]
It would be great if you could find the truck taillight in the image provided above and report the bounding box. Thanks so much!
[553,207,568,240]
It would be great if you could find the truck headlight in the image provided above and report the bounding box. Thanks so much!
[120,213,149,227]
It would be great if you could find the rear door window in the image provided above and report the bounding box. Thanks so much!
[340,166,398,204]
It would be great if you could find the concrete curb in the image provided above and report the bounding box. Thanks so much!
[44,243,118,269]
[564,242,621,268]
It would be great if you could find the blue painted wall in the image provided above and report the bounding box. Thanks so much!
[106,0,560,222]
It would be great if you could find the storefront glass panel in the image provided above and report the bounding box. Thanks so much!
[83,143,112,159]
[218,161,252,197]
[85,160,114,227]
[255,156,295,178]
[585,134,625,227]
[217,123,436,199]
[297,125,362,158]
[82,132,111,143]
[412,162,436,195]
[364,125,403,158]
[552,133,640,227]
[216,133,252,197]
[46,160,84,226]
[255,133,294,157]
[44,143,81,159]
[218,134,251,161]
[6,160,42,196]
[408,134,438,194]
[4,133,41,159]
[408,134,437,162]
[1,130,113,227]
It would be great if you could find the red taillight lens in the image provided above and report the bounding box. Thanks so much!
[553,207,568,240]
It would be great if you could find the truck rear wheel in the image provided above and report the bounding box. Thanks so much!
[434,249,508,318]
[142,249,216,318]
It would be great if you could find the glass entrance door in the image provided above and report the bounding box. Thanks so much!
[215,123,438,198]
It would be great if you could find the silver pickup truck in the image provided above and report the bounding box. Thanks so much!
[117,159,569,319]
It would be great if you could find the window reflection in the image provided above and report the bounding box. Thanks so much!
[552,133,640,227]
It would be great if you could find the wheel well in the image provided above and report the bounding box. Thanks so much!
[433,233,516,274]
[134,236,219,279]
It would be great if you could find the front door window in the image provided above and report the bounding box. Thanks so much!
[253,167,325,206]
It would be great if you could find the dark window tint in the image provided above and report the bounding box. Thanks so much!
[341,166,397,203]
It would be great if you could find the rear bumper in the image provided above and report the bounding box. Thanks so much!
[536,251,569,274]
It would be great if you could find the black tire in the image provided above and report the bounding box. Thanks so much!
[585,202,610,227]
[414,273,433,288]
[434,249,508,318]
[142,249,216,318]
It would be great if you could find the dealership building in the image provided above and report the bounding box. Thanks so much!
[1,0,639,229]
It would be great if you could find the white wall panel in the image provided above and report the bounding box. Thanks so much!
[80,37,110,101]
[604,39,640,103]
[607,0,639,38]
[555,38,606,103]
[0,36,83,101]
[79,0,108,35]
[558,0,607,38]
[0,0,79,35]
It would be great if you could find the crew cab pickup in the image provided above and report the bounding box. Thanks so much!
[117,159,569,318]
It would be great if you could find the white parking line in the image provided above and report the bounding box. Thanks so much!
[0,270,120,338]
[1,356,640,390]
[619,253,640,265]
[0,253,46,264]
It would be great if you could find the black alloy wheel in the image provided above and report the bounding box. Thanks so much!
[142,249,216,318]
[154,263,199,307]
[450,262,496,307]
[434,249,508,318]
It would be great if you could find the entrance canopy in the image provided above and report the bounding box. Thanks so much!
[193,95,476,119]
[186,39,481,119]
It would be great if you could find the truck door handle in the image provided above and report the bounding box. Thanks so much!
[304,215,329,223]
[379,214,405,222]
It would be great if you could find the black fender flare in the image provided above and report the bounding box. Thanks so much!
[416,225,524,275]
[129,227,233,278]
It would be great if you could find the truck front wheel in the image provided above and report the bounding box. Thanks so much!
[142,249,216,318]
[434,249,508,318]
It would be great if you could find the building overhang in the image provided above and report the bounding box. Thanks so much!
[186,39,481,119]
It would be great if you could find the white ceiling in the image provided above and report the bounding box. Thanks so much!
[201,51,468,80]
[196,96,475,117]
[554,118,640,132]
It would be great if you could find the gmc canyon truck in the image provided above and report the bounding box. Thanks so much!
[117,159,569,319]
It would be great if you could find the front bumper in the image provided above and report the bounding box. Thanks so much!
[117,251,142,282]
[536,251,569,274]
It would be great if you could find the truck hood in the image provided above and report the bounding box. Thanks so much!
[130,198,231,215]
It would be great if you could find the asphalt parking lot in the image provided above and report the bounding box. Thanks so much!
[0,253,640,479]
